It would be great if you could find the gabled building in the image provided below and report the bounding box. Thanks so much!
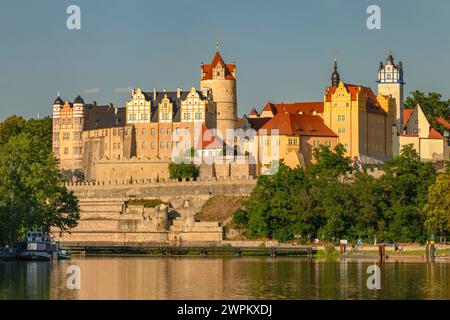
[400,104,450,161]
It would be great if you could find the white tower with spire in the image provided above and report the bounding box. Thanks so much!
[377,52,404,156]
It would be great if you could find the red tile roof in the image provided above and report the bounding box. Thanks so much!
[199,124,223,150]
[237,117,272,131]
[259,112,337,137]
[261,102,324,116]
[437,117,450,130]
[249,108,259,116]
[201,51,236,81]
[428,128,443,139]
[325,83,386,115]
[403,109,414,127]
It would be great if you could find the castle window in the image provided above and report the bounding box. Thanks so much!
[166,142,171,148]
[142,142,146,149]
[113,143,117,150]
[160,142,165,149]
[113,129,117,136]
[64,147,69,155]
[142,128,146,135]
[166,128,171,134]
[151,142,155,149]
[151,128,155,135]
[118,143,121,149]
[63,132,70,140]
[160,128,165,135]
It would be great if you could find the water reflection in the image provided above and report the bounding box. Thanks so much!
[0,257,449,300]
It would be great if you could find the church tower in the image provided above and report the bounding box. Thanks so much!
[200,49,237,144]
[377,53,404,134]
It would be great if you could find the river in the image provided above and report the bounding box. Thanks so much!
[0,257,449,300]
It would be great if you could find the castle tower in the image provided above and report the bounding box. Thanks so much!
[377,53,404,133]
[200,50,237,144]
[72,95,85,163]
[52,94,64,159]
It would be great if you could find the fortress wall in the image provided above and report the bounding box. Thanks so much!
[65,177,256,200]
[54,178,256,246]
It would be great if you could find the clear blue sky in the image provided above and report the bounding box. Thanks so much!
[1,0,449,120]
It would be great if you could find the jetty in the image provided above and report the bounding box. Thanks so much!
[61,243,317,258]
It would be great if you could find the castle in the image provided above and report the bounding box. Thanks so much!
[52,51,241,181]
[52,50,449,183]
[51,50,450,246]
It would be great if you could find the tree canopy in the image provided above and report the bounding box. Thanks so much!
[233,144,442,244]
[0,116,79,246]
[168,162,199,180]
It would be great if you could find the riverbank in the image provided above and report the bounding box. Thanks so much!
[328,245,450,261]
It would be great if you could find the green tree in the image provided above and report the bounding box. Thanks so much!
[424,169,450,237]
[0,133,79,246]
[0,115,26,145]
[168,162,198,180]
[308,144,352,177]
[379,145,436,242]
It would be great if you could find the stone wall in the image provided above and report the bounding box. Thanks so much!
[94,157,171,182]
[55,178,257,246]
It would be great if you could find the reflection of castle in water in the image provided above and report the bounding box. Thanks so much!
[1,259,449,299]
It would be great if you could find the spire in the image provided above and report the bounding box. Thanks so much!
[387,50,394,65]
[331,57,340,87]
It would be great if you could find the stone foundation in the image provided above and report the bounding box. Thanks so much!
[53,178,256,246]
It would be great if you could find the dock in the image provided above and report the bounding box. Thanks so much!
[61,243,317,258]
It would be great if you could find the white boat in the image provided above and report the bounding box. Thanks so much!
[16,230,62,261]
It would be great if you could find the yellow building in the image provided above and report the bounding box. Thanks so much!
[244,54,400,170]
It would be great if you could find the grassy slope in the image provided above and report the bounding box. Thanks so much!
[195,195,248,223]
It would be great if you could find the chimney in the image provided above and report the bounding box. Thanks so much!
[153,88,157,100]
[177,87,182,99]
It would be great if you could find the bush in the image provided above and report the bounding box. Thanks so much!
[127,199,166,208]
[169,162,198,180]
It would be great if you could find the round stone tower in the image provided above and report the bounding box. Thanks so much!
[200,51,237,144]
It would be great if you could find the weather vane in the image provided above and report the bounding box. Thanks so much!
[216,39,220,51]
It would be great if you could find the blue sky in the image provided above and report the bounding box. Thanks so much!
[0,0,449,120]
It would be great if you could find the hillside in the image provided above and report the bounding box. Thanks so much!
[195,195,248,223]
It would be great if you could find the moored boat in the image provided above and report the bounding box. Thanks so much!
[15,230,67,261]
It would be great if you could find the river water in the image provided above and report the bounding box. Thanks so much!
[0,257,449,300]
